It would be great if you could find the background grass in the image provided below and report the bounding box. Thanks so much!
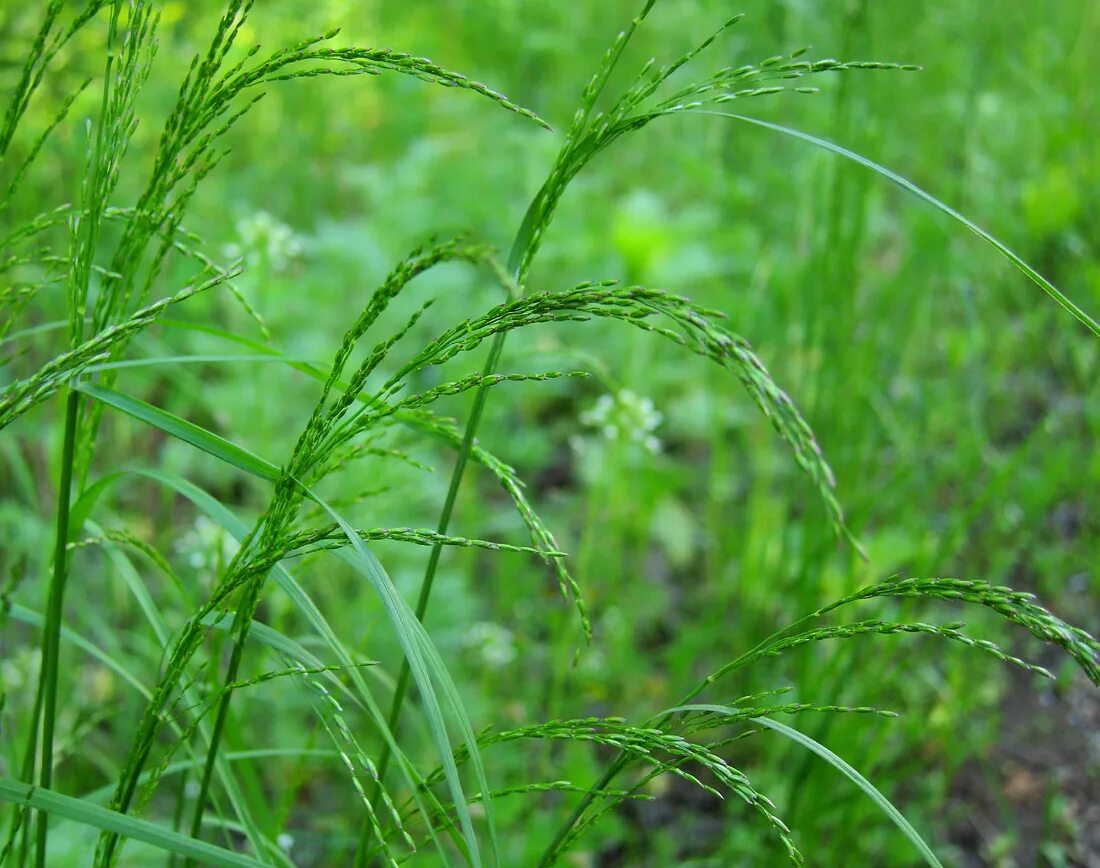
[1,0,1097,865]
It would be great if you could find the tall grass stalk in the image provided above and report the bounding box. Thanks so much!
[32,390,78,868]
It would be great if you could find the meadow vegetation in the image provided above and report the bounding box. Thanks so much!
[0,1,1097,865]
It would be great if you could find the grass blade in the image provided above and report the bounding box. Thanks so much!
[751,716,943,868]
[75,383,280,481]
[698,110,1100,337]
[0,779,266,868]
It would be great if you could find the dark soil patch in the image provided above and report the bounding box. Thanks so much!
[945,664,1099,867]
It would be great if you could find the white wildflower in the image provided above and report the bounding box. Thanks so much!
[464,622,517,669]
[176,516,239,578]
[579,389,663,454]
[222,210,303,273]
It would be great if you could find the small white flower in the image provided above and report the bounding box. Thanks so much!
[464,622,516,669]
[176,516,239,578]
[581,389,663,453]
[277,833,294,854]
[221,210,303,273]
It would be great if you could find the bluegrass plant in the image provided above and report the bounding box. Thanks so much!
[0,1,1096,866]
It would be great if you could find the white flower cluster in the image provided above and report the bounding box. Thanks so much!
[222,210,303,272]
[463,621,517,669]
[579,388,663,453]
[175,515,239,575]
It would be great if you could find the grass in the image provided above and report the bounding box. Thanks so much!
[0,1,1097,865]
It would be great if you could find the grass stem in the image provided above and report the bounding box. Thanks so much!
[33,388,79,868]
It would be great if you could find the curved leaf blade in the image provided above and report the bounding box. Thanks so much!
[0,779,266,868]
[700,110,1100,337]
[751,716,942,868]
[75,383,280,482]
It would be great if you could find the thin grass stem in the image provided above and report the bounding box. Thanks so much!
[33,389,80,867]
[183,603,255,864]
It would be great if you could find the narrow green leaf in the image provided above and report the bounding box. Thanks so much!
[751,715,943,868]
[0,779,266,868]
[83,354,322,373]
[699,111,1100,337]
[75,383,281,482]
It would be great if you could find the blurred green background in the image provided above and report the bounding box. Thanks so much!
[1,0,1097,865]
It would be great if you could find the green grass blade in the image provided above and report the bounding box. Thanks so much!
[699,110,1100,337]
[311,491,490,867]
[751,716,943,868]
[0,779,266,868]
[83,354,323,373]
[75,383,280,481]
